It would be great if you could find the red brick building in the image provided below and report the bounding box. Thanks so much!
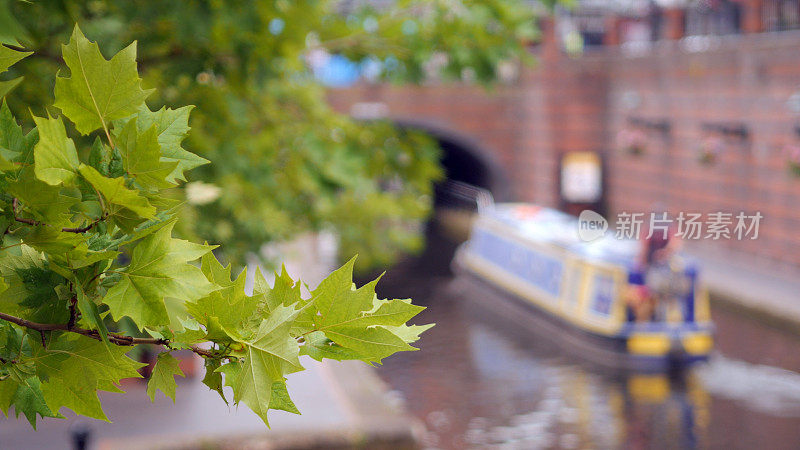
[328,0,800,274]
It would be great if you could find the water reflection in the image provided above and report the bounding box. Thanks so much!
[374,275,800,449]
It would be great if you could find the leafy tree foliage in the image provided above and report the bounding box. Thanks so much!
[0,28,431,428]
[0,0,541,270]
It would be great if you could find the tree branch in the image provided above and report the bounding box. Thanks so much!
[0,311,223,360]
[12,198,105,233]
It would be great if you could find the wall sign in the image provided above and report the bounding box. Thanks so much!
[561,151,603,203]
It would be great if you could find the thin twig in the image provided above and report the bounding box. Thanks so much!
[11,198,105,233]
[0,311,228,360]
[60,216,105,233]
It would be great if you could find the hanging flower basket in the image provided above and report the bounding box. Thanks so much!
[697,136,724,166]
[617,128,647,156]
[783,143,800,177]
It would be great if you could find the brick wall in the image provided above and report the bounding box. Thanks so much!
[327,31,800,273]
[602,34,800,271]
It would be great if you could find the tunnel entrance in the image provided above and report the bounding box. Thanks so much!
[435,138,495,204]
[395,120,506,201]
[397,121,508,276]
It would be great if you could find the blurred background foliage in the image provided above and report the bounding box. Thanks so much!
[0,0,543,271]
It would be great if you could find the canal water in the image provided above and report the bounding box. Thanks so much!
[372,266,800,449]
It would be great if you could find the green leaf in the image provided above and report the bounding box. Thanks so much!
[6,169,78,224]
[300,330,363,362]
[30,333,144,383]
[0,151,16,171]
[0,2,28,46]
[54,25,152,135]
[201,358,227,404]
[146,352,184,402]
[187,252,255,339]
[103,222,215,329]
[0,44,31,73]
[0,76,23,98]
[384,323,435,344]
[78,163,156,218]
[13,376,60,428]
[0,377,18,416]
[0,246,70,324]
[253,265,303,315]
[219,349,273,426]
[0,99,38,166]
[87,137,110,175]
[218,304,305,427]
[41,369,108,422]
[18,225,88,255]
[308,259,418,362]
[29,333,144,421]
[32,115,79,186]
[118,105,208,182]
[113,118,177,190]
[269,381,299,415]
[74,279,107,343]
[236,304,303,376]
[323,325,414,364]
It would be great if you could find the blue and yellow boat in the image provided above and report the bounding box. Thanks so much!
[453,203,714,371]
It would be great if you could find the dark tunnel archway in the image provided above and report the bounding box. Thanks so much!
[394,119,509,202]
[394,119,510,276]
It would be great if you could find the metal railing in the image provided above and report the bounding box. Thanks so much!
[762,0,800,32]
[434,180,495,214]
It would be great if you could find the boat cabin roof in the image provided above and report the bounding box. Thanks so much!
[485,203,641,266]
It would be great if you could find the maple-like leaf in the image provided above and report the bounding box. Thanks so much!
[5,169,78,225]
[304,258,423,363]
[218,304,303,426]
[103,222,216,329]
[187,252,256,340]
[201,358,227,404]
[32,115,79,186]
[300,330,363,362]
[30,333,144,422]
[237,304,303,376]
[146,352,184,402]
[12,377,60,428]
[78,163,156,219]
[0,245,71,325]
[113,118,177,190]
[54,25,152,135]
[252,265,304,315]
[117,105,208,183]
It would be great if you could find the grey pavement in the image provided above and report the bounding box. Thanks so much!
[688,248,800,331]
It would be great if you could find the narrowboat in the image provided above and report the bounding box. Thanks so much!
[453,202,714,371]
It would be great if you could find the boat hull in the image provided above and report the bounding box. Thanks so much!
[453,248,711,372]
